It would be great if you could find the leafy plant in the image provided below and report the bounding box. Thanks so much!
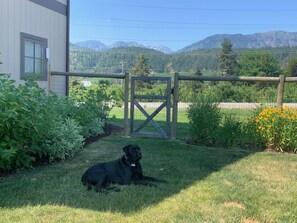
[69,79,121,118]
[187,96,221,146]
[42,118,84,162]
[240,116,265,150]
[254,106,297,152]
[0,74,108,171]
[217,114,242,148]
[238,52,282,77]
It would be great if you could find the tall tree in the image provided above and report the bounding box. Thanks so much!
[238,52,282,77]
[188,68,203,99]
[287,57,297,77]
[219,39,237,76]
[129,54,151,76]
[129,54,152,90]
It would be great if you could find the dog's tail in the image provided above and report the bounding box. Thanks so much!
[142,176,167,183]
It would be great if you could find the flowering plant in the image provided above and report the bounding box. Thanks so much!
[254,106,297,152]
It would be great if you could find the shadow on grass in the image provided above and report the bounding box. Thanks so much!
[110,118,190,141]
[0,124,254,214]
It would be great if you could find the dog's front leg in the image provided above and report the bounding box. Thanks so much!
[95,176,108,193]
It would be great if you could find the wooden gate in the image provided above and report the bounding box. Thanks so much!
[130,76,171,138]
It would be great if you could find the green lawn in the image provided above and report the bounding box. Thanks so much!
[109,106,253,140]
[109,107,189,139]
[0,132,296,223]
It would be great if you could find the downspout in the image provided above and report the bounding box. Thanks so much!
[65,0,70,96]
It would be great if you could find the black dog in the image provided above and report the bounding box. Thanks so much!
[81,144,166,192]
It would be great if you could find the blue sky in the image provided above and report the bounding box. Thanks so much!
[70,0,297,51]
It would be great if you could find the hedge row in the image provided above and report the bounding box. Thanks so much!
[0,74,105,171]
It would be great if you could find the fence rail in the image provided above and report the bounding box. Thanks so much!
[51,71,125,79]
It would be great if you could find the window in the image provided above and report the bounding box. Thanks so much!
[21,33,48,80]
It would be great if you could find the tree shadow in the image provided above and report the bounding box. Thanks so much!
[110,117,190,140]
[0,132,254,214]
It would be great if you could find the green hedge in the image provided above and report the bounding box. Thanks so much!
[0,74,105,171]
[186,96,263,149]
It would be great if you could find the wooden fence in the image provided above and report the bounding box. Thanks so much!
[171,74,297,139]
[51,71,297,140]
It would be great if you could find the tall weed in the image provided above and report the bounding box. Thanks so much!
[217,115,242,148]
[187,96,221,146]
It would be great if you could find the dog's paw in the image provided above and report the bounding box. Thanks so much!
[108,186,121,192]
[113,187,121,192]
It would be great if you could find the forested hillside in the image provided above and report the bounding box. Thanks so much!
[70,45,297,74]
[179,31,297,51]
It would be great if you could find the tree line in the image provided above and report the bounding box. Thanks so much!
[70,40,297,103]
[70,43,297,76]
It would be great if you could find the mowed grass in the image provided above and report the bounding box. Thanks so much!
[0,132,297,223]
[109,107,189,139]
[109,106,253,140]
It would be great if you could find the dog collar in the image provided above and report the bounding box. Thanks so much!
[123,155,136,167]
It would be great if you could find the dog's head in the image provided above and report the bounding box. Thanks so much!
[123,144,142,163]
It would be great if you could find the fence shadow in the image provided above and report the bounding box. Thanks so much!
[0,132,253,214]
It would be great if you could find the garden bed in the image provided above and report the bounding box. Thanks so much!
[0,123,123,177]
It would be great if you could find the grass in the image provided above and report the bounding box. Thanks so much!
[109,106,253,124]
[0,132,297,223]
[109,106,253,140]
[109,107,189,139]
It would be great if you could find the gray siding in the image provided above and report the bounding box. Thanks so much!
[0,0,68,96]
[57,0,68,6]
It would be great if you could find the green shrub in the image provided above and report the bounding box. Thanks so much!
[0,74,108,171]
[0,76,51,170]
[217,114,242,148]
[187,96,221,146]
[50,97,105,138]
[85,117,105,138]
[42,118,84,162]
[240,117,265,150]
[204,82,256,102]
[69,79,121,117]
[71,102,105,138]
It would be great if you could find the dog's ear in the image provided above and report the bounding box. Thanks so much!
[123,145,131,154]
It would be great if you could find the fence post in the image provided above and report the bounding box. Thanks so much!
[171,72,179,140]
[123,72,130,138]
[277,74,285,107]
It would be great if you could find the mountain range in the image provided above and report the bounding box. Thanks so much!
[75,40,173,54]
[73,31,297,54]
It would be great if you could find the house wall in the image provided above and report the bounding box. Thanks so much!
[0,0,68,96]
[56,0,68,5]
